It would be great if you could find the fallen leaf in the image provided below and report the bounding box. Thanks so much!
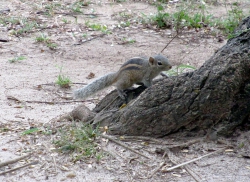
[66,172,76,178]
[225,149,234,152]
[171,172,181,177]
[86,72,95,79]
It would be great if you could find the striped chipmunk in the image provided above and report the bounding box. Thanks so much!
[73,54,172,100]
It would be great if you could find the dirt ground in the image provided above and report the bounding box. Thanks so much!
[1,0,250,181]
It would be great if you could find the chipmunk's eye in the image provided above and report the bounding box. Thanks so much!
[158,61,162,65]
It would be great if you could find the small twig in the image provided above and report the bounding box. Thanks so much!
[147,161,166,179]
[178,45,199,63]
[0,153,32,168]
[55,12,104,17]
[185,165,202,182]
[36,82,87,87]
[160,34,178,53]
[82,13,105,16]
[166,148,225,171]
[74,34,106,45]
[84,96,119,125]
[118,135,165,144]
[0,161,39,175]
[149,147,202,181]
[102,148,123,162]
[100,134,150,159]
[165,147,202,182]
[0,39,9,42]
[102,96,119,111]
[52,156,58,173]
[0,8,10,14]
[168,139,201,149]
[6,95,98,104]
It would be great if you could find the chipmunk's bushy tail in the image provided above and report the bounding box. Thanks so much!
[73,72,116,99]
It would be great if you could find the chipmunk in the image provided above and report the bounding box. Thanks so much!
[73,54,172,100]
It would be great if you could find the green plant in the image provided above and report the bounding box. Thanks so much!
[19,21,38,34]
[53,123,102,162]
[215,4,244,38]
[44,2,62,16]
[141,1,245,38]
[227,28,250,39]
[8,56,26,63]
[238,142,244,148]
[146,4,209,30]
[72,5,82,13]
[85,21,111,34]
[165,64,196,76]
[0,127,9,133]
[121,38,136,44]
[82,33,88,38]
[119,11,133,20]
[71,1,87,13]
[62,18,69,24]
[35,34,57,49]
[46,42,58,49]
[35,34,49,42]
[0,17,19,25]
[55,66,71,88]
[128,39,136,44]
[2,17,39,35]
[152,4,171,28]
[119,21,131,27]
[22,128,39,135]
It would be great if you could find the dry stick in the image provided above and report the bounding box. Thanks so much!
[148,148,202,181]
[0,153,32,168]
[118,135,165,144]
[36,82,87,86]
[147,161,166,179]
[148,146,225,180]
[74,34,106,45]
[0,161,39,175]
[0,39,8,42]
[6,95,87,104]
[184,165,202,182]
[160,34,178,53]
[100,134,150,159]
[84,96,119,125]
[168,139,201,149]
[54,12,104,17]
[166,147,225,171]
[102,96,119,111]
[165,147,201,182]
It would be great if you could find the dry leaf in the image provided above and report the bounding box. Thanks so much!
[181,149,189,153]
[86,72,95,79]
[66,172,76,178]
[61,165,70,171]
[225,149,234,152]
[171,172,181,177]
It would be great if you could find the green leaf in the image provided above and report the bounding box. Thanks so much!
[22,128,39,135]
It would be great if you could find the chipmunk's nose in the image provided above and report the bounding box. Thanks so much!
[169,65,172,69]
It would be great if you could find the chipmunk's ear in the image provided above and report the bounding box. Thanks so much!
[149,57,155,65]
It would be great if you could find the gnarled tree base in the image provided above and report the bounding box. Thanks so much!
[65,17,250,137]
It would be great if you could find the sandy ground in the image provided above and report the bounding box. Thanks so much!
[1,0,250,181]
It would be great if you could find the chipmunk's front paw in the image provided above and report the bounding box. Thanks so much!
[117,89,127,101]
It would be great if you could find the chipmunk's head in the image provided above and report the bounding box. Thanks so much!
[149,54,172,71]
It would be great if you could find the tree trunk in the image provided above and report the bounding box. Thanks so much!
[88,17,250,137]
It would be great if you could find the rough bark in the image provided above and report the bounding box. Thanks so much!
[90,16,250,137]
[63,17,250,137]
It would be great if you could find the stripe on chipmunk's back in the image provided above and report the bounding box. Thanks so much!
[119,64,142,72]
[122,57,145,67]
